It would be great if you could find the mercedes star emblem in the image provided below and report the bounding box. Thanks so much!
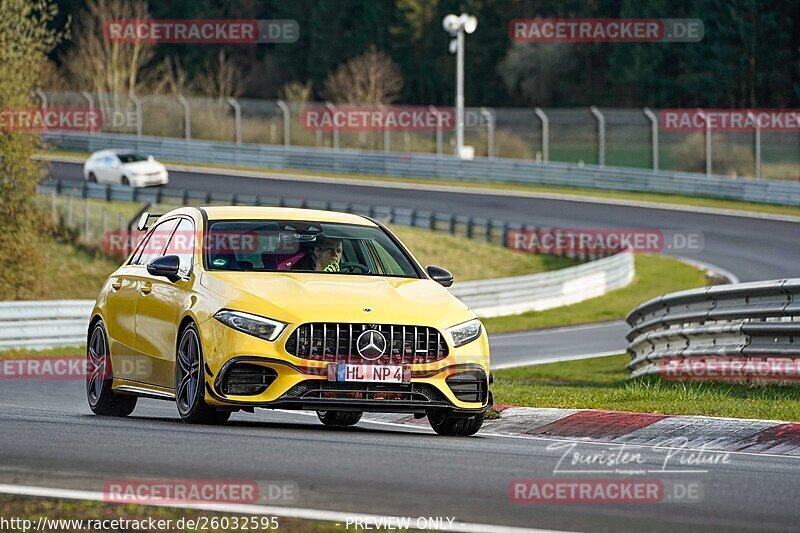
[356,329,387,361]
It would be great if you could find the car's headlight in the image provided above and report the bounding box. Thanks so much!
[214,310,286,341]
[446,319,483,348]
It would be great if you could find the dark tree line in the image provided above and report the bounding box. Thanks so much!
[52,0,800,107]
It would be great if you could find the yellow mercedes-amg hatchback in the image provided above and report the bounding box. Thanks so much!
[87,206,491,435]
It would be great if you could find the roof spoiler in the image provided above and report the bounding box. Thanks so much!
[136,212,164,231]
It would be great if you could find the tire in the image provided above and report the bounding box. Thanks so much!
[317,410,363,427]
[428,410,485,436]
[86,320,137,417]
[175,323,230,425]
[88,172,97,183]
[121,176,130,186]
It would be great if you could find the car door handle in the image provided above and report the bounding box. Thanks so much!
[140,282,153,295]
[111,278,123,291]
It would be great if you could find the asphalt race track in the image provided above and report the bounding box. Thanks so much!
[16,161,800,530]
[2,379,800,531]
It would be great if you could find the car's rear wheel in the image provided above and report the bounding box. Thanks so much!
[175,323,230,425]
[317,410,363,427]
[121,175,129,186]
[428,409,484,436]
[88,172,97,183]
[86,321,137,417]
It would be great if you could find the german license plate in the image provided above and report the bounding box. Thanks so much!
[331,363,407,383]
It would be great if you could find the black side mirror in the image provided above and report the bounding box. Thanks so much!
[426,265,453,287]
[147,255,181,282]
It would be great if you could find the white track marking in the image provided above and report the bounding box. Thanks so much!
[0,484,560,533]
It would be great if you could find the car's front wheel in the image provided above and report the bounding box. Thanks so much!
[175,323,230,425]
[87,172,97,183]
[428,410,484,436]
[86,320,137,417]
[317,410,363,427]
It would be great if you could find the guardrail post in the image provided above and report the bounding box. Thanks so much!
[410,209,417,227]
[480,107,495,158]
[82,91,95,135]
[643,107,658,171]
[747,111,761,178]
[534,107,549,162]
[227,97,242,145]
[83,199,89,242]
[484,220,492,242]
[276,100,291,147]
[466,217,474,239]
[449,214,456,235]
[177,95,191,140]
[590,106,605,166]
[325,102,339,150]
[130,93,143,137]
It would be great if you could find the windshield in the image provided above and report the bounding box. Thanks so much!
[205,220,420,277]
[117,153,148,163]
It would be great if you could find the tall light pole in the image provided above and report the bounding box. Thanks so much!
[443,13,477,159]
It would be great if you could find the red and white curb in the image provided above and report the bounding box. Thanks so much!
[365,407,800,456]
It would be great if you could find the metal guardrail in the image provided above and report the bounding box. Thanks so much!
[455,252,634,318]
[0,300,94,349]
[42,131,800,207]
[625,280,800,379]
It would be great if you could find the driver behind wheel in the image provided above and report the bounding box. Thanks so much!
[293,235,343,272]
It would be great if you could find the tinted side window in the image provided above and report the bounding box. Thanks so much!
[136,219,179,266]
[164,218,194,275]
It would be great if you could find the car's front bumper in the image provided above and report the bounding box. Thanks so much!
[199,318,491,414]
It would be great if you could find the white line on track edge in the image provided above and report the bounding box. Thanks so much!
[0,483,560,533]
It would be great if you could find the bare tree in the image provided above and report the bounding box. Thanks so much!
[193,50,242,100]
[62,0,152,95]
[323,47,403,104]
[279,80,314,103]
[146,56,190,95]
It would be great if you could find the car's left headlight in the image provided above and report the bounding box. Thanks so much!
[214,310,286,341]
[446,319,483,348]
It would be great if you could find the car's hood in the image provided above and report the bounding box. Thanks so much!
[122,160,164,173]
[199,271,475,327]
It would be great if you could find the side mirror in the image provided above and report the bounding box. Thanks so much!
[426,265,453,287]
[147,255,181,282]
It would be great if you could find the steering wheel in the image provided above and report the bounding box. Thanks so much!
[340,262,370,274]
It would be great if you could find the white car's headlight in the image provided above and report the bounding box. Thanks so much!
[214,310,286,341]
[446,319,482,348]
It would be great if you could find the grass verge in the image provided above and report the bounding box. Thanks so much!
[482,254,707,334]
[42,150,800,218]
[493,354,800,421]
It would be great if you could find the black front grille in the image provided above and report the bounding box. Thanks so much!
[285,323,449,364]
[283,380,447,403]
[446,370,488,403]
[220,363,278,395]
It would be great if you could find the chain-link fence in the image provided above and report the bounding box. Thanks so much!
[38,90,800,180]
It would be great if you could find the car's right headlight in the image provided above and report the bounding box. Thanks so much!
[446,319,483,348]
[214,310,286,341]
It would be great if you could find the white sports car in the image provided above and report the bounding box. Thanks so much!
[83,149,169,187]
